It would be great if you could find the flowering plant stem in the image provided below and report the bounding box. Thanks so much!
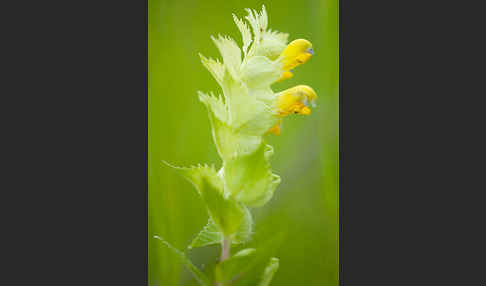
[221,237,231,262]
[217,237,231,286]
[160,5,317,286]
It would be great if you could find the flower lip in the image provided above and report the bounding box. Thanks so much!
[300,106,311,115]
[307,48,314,55]
[275,85,317,117]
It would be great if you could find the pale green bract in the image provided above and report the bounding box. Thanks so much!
[167,5,288,236]
[197,5,285,211]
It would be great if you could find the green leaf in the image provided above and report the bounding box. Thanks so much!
[215,248,258,285]
[215,247,278,286]
[245,6,268,57]
[234,101,279,137]
[199,174,244,236]
[153,236,211,286]
[255,30,288,60]
[232,14,252,56]
[234,205,253,243]
[199,54,225,86]
[211,35,241,80]
[258,258,279,286]
[200,92,263,160]
[224,143,281,207]
[189,218,223,249]
[164,162,245,235]
[210,67,278,140]
[198,91,228,124]
[240,56,282,89]
[214,233,284,286]
[189,206,253,249]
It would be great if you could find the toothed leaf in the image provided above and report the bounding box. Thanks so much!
[214,246,278,286]
[215,248,258,285]
[198,91,228,123]
[241,56,282,89]
[189,206,253,248]
[211,35,241,80]
[189,218,223,248]
[154,236,211,286]
[258,258,279,286]
[233,14,253,56]
[255,30,289,60]
[224,143,281,207]
[200,54,225,85]
[200,90,263,160]
[164,163,244,235]
[234,205,253,243]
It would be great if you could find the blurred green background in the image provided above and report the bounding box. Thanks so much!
[149,0,338,285]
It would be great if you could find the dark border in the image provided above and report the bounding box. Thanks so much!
[339,0,343,284]
[8,0,150,284]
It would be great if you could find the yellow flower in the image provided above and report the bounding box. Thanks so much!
[276,85,317,116]
[268,40,316,135]
[267,85,317,135]
[277,39,314,82]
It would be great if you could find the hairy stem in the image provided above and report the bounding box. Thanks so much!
[216,237,231,286]
[220,237,231,261]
